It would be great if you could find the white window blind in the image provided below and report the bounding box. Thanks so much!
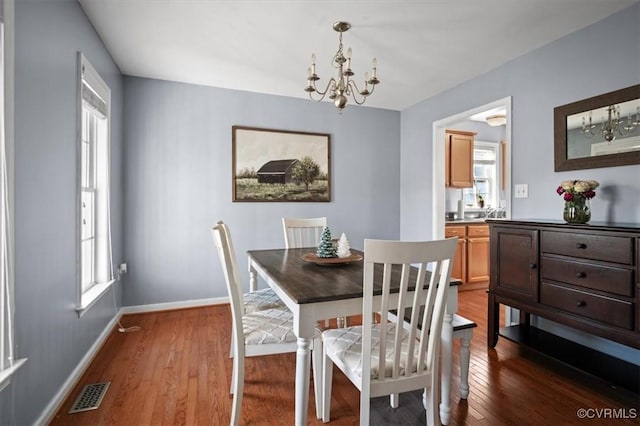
[76,53,113,316]
[0,19,26,391]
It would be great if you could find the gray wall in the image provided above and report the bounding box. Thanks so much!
[401,3,640,241]
[122,77,401,306]
[3,1,124,424]
[400,4,640,362]
[4,1,639,423]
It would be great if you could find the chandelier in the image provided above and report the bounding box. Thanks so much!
[304,21,380,112]
[581,104,640,143]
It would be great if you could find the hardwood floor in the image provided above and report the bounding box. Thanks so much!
[50,289,638,425]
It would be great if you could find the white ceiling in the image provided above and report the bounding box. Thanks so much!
[78,0,637,111]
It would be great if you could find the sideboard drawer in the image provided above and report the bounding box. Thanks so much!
[541,257,634,297]
[540,282,634,330]
[541,231,634,264]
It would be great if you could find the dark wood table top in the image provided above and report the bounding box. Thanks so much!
[248,247,462,305]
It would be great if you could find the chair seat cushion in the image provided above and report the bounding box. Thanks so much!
[244,308,322,345]
[322,324,424,379]
[243,288,286,313]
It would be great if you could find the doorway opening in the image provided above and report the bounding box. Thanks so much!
[431,97,512,240]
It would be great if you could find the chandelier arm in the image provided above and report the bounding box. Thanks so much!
[309,78,337,101]
[346,81,370,105]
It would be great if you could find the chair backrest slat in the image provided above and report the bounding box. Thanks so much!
[362,238,457,388]
[282,217,327,248]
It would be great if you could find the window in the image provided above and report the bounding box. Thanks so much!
[462,142,498,209]
[76,54,113,316]
[0,19,26,391]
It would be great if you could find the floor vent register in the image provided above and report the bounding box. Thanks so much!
[68,382,110,414]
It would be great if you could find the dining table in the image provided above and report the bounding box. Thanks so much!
[247,247,461,426]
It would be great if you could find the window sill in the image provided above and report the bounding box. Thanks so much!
[0,358,27,392]
[76,280,115,318]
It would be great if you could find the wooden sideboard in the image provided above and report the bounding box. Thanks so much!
[486,219,639,390]
[487,219,639,347]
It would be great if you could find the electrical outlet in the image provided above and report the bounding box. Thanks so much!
[118,263,128,274]
[514,184,528,198]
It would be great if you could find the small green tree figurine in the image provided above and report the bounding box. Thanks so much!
[316,226,337,258]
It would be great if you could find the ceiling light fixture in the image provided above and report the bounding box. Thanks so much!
[485,114,507,127]
[304,21,380,112]
[581,104,639,143]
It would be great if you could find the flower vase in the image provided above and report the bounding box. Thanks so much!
[563,198,591,224]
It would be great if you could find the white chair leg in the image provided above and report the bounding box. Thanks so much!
[312,338,323,419]
[322,348,334,423]
[336,316,349,328]
[424,384,438,426]
[390,393,399,408]
[230,352,237,394]
[359,391,370,426]
[230,354,244,426]
[458,328,473,399]
[229,332,235,358]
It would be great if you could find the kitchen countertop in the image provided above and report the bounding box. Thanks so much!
[445,219,488,225]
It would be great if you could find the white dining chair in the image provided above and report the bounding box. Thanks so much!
[217,221,287,359]
[217,221,286,314]
[321,237,458,425]
[212,223,324,426]
[282,217,327,249]
[282,217,348,328]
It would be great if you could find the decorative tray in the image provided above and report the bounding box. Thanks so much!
[301,253,363,266]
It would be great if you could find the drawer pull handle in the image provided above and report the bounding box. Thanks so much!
[576,301,586,307]
[529,263,537,269]
[576,272,586,278]
[575,242,587,249]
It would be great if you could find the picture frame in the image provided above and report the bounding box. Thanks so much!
[232,126,331,202]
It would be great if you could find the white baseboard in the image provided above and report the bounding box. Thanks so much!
[121,296,228,314]
[38,296,229,424]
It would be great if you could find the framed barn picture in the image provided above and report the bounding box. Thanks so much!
[232,126,331,202]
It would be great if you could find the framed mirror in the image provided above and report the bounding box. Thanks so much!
[554,84,640,171]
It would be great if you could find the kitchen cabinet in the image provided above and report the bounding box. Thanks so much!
[445,129,475,188]
[445,223,489,289]
[445,225,466,282]
[467,225,490,283]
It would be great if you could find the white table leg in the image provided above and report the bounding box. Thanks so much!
[439,312,453,425]
[295,337,312,426]
[248,259,258,292]
[458,329,473,399]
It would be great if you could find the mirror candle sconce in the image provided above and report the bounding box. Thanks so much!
[554,84,640,171]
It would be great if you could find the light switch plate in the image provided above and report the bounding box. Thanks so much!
[515,184,528,198]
